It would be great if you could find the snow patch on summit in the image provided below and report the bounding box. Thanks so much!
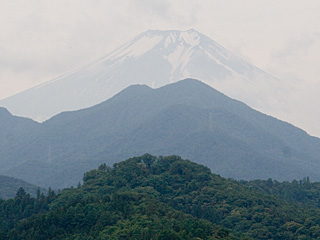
[108,34,163,60]
[163,30,200,82]
[179,30,200,46]
[164,45,193,82]
[126,35,163,57]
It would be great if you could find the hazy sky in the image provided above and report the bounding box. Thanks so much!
[1,0,320,135]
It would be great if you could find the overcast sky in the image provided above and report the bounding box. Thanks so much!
[1,0,320,135]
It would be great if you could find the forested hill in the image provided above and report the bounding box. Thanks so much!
[0,175,45,199]
[2,155,320,239]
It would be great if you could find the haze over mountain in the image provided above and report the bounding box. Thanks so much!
[1,79,320,189]
[0,29,286,123]
[0,175,45,200]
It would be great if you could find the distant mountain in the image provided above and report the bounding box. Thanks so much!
[0,29,285,122]
[0,175,45,199]
[1,79,319,189]
[0,108,40,172]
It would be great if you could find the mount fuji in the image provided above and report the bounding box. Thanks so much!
[0,29,285,121]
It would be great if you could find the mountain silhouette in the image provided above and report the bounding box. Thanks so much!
[1,79,319,189]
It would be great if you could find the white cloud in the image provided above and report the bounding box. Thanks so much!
[268,32,320,85]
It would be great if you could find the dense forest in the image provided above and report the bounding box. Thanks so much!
[2,154,320,239]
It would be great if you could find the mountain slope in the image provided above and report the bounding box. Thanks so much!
[0,175,45,199]
[0,108,40,172]
[1,79,319,189]
[0,29,285,122]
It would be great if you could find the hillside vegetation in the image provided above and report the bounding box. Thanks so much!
[2,155,320,239]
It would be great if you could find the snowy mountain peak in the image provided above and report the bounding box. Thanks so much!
[106,29,204,61]
[0,29,285,122]
[103,29,235,83]
[145,29,202,46]
[179,29,201,45]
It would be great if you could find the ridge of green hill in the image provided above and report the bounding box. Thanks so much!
[2,155,320,239]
